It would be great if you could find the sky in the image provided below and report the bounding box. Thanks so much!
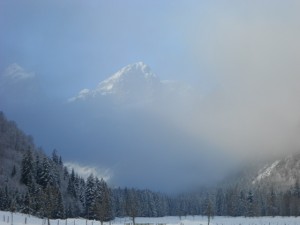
[1,0,300,192]
[0,0,211,98]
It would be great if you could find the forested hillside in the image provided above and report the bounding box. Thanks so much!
[1,111,300,219]
[0,111,189,219]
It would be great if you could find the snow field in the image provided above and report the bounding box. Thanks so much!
[0,212,300,225]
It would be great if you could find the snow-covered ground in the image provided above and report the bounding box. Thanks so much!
[0,211,299,225]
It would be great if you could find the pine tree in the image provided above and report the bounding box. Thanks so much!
[215,188,224,216]
[52,149,59,164]
[39,157,53,188]
[20,149,34,187]
[0,187,9,210]
[79,178,86,209]
[124,188,139,225]
[246,190,255,217]
[267,187,277,216]
[291,179,300,216]
[281,190,292,216]
[95,178,112,225]
[237,190,247,216]
[112,188,125,217]
[28,182,41,214]
[204,196,213,225]
[148,191,158,217]
[63,166,69,180]
[23,191,32,214]
[11,165,16,177]
[85,174,96,219]
[51,187,65,219]
[59,156,63,166]
[225,188,237,216]
[67,169,77,198]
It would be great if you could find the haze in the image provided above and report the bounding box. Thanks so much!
[1,0,300,192]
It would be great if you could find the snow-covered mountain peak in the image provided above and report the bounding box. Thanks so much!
[69,62,195,104]
[97,62,158,95]
[104,62,155,82]
[69,62,161,102]
[113,61,154,79]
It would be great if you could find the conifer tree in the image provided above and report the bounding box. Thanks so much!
[215,188,224,216]
[85,174,96,219]
[246,190,255,217]
[267,187,277,216]
[39,157,52,188]
[124,188,139,225]
[51,187,65,219]
[95,178,112,224]
[20,149,34,187]
[204,196,213,225]
[52,149,59,164]
[11,165,16,177]
[23,192,31,214]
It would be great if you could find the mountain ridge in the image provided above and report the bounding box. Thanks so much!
[69,62,192,104]
[69,62,160,102]
[251,152,300,189]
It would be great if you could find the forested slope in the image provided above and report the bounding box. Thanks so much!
[1,111,300,219]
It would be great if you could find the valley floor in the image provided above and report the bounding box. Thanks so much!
[0,211,299,225]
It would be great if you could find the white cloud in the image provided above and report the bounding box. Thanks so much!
[2,63,35,81]
[64,162,112,182]
[0,63,41,106]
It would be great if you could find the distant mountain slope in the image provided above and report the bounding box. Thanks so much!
[252,153,300,189]
[0,111,112,219]
[220,151,300,193]
[0,111,205,219]
[0,111,34,188]
[1,111,300,218]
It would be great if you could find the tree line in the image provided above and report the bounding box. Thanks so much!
[1,111,300,220]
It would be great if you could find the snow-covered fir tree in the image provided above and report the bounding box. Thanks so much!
[20,149,34,187]
[85,174,96,219]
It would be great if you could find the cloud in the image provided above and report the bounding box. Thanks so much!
[2,63,35,81]
[179,1,300,160]
[64,162,112,182]
[0,63,41,107]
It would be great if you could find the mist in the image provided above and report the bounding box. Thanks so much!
[1,1,300,192]
[181,1,300,160]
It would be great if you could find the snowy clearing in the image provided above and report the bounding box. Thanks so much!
[1,211,300,225]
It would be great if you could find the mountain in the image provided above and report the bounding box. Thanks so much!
[0,111,113,219]
[218,151,300,194]
[63,62,230,193]
[69,62,161,102]
[0,111,220,218]
[252,153,300,189]
[2,110,300,218]
[69,62,192,105]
